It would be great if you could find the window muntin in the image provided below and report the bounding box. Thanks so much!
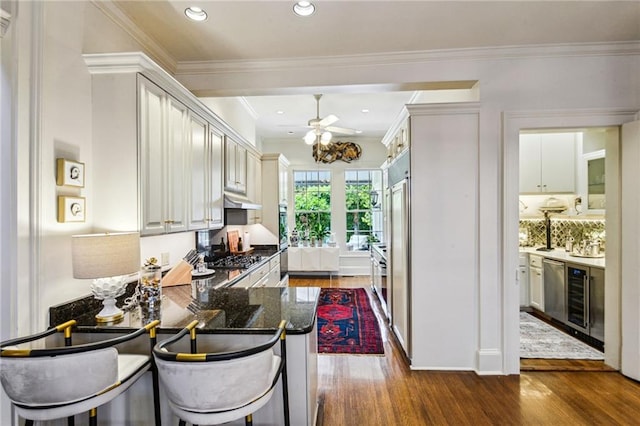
[345,169,382,251]
[294,170,331,241]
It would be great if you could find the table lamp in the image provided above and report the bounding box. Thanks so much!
[71,232,140,322]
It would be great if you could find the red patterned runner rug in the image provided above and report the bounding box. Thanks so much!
[317,288,384,355]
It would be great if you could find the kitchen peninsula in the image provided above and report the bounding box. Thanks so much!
[49,281,320,426]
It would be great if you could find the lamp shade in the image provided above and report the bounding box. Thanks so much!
[72,232,140,279]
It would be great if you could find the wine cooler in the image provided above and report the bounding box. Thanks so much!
[567,265,588,333]
[565,263,605,342]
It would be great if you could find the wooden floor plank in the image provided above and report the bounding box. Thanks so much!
[290,275,640,426]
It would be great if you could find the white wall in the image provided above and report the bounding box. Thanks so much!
[408,104,480,369]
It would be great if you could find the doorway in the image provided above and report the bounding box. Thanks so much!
[502,108,636,375]
[517,128,613,369]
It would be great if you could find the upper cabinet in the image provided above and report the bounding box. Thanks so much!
[261,154,290,239]
[519,133,577,194]
[225,137,247,194]
[246,151,262,225]
[139,76,188,235]
[385,117,410,164]
[85,52,253,236]
[188,116,224,231]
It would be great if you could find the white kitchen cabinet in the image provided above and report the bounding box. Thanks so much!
[250,263,270,287]
[267,255,281,287]
[187,112,208,230]
[246,152,262,224]
[86,53,248,237]
[207,127,224,228]
[139,76,188,235]
[225,137,247,194]
[288,247,339,272]
[385,117,410,164]
[300,248,321,271]
[519,133,577,193]
[188,119,224,231]
[529,254,544,311]
[518,252,529,307]
[262,154,290,243]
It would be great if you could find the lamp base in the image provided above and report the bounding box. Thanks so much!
[95,297,125,323]
[91,276,128,323]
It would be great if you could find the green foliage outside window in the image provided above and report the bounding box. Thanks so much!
[345,170,382,250]
[294,171,331,240]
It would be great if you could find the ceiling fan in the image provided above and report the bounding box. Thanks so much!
[303,94,357,145]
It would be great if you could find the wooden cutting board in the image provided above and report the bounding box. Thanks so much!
[227,230,239,253]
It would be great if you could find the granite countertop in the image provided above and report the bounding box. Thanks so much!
[50,248,320,335]
[51,285,320,335]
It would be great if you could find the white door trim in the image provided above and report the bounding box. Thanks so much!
[502,108,638,375]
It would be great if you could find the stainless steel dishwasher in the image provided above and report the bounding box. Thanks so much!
[543,258,566,322]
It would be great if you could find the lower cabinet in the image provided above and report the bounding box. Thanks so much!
[288,247,339,272]
[519,253,529,307]
[529,255,544,311]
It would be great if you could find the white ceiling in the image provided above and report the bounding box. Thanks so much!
[109,0,640,142]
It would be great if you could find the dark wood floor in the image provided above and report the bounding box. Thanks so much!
[290,275,640,426]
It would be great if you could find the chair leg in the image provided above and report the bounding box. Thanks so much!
[152,365,162,426]
[245,413,253,426]
[68,414,75,425]
[178,420,186,426]
[89,407,97,426]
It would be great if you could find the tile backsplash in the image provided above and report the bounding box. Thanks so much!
[519,217,605,250]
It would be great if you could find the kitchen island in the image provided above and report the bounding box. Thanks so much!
[49,282,320,426]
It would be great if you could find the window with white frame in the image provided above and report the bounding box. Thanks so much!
[345,169,383,251]
[293,170,331,242]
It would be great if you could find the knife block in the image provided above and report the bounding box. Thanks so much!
[162,260,193,287]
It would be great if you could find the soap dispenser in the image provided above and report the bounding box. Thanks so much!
[565,236,574,252]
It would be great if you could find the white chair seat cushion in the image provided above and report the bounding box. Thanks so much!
[117,354,150,382]
[156,350,278,412]
[160,355,281,425]
[3,351,150,421]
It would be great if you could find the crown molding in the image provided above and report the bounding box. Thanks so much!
[83,51,259,153]
[237,97,259,120]
[90,0,177,75]
[175,41,640,77]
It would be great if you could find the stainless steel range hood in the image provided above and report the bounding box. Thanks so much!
[224,193,262,210]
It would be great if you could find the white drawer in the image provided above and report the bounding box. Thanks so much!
[270,255,280,270]
[233,275,252,288]
[250,263,270,286]
[529,254,543,268]
[518,253,528,267]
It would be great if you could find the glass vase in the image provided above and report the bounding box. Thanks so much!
[139,265,162,309]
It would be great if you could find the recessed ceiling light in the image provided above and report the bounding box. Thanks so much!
[293,1,315,17]
[185,6,208,22]
[277,110,284,115]
[355,130,363,134]
[361,109,370,113]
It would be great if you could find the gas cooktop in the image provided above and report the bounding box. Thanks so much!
[207,255,265,269]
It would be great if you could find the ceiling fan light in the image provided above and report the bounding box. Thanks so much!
[304,130,316,145]
[321,131,332,145]
[184,6,208,21]
[293,1,315,17]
